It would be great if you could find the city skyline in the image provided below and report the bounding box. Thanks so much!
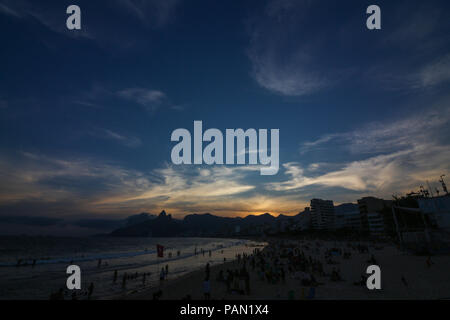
[1,0,450,235]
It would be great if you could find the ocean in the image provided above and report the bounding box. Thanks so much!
[0,236,265,300]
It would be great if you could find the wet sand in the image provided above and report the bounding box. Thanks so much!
[122,239,450,300]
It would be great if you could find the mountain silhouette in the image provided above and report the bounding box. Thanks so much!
[110,210,301,237]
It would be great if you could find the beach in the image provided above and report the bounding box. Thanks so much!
[0,236,263,300]
[123,238,450,300]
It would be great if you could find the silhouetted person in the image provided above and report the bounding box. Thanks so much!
[122,273,127,289]
[88,282,94,299]
[153,289,163,300]
[205,263,210,279]
[160,267,165,282]
[113,270,118,284]
[203,277,211,300]
[50,288,64,300]
[426,256,434,268]
[401,275,408,287]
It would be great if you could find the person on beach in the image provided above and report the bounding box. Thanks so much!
[113,270,118,284]
[160,267,165,282]
[97,259,102,268]
[88,282,94,300]
[165,264,169,276]
[244,270,250,295]
[203,277,211,300]
[49,288,64,300]
[122,273,127,289]
[226,270,232,293]
[153,289,163,300]
[143,273,147,286]
[401,275,408,287]
[205,262,210,279]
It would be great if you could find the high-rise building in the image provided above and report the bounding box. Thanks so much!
[334,203,361,230]
[310,199,335,230]
[357,197,392,236]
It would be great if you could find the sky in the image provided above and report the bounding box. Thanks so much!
[0,0,450,234]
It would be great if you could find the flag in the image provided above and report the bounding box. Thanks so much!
[157,244,164,258]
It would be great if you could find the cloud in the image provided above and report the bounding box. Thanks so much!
[371,4,450,91]
[115,0,181,28]
[93,165,258,210]
[0,0,181,45]
[271,105,450,198]
[246,0,332,96]
[90,128,142,148]
[300,106,450,155]
[117,88,169,112]
[0,152,279,218]
[0,215,62,226]
[269,142,450,196]
[0,0,93,39]
[416,54,450,88]
[0,2,19,17]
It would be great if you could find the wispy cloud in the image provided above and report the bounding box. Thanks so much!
[115,0,181,28]
[246,0,333,96]
[300,106,449,155]
[371,4,450,91]
[0,2,19,17]
[117,88,170,112]
[90,128,142,148]
[0,0,181,45]
[0,152,283,217]
[271,104,450,198]
[0,0,93,39]
[416,54,450,88]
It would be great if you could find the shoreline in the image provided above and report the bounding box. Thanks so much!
[121,238,450,300]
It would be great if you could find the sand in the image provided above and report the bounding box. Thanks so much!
[121,239,450,300]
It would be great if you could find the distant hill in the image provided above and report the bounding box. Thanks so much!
[110,210,291,237]
[111,210,183,237]
[124,212,157,226]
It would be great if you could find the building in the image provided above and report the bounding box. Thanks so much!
[367,212,385,236]
[334,203,361,230]
[310,199,335,230]
[417,195,450,232]
[357,197,392,236]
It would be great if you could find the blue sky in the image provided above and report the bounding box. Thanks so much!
[0,0,450,227]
